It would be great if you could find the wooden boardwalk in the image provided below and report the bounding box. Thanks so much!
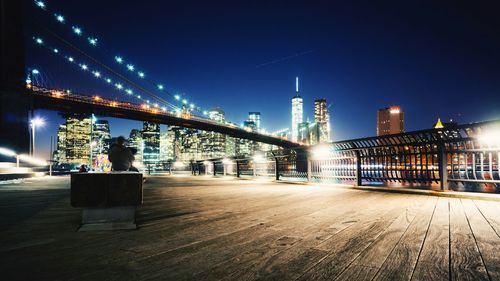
[1,176,500,281]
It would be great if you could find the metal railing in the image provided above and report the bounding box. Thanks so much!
[190,120,500,193]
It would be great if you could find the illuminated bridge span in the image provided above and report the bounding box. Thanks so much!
[29,86,304,149]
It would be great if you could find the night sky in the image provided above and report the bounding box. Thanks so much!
[26,0,500,159]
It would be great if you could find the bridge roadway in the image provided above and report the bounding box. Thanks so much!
[1,175,499,281]
[29,88,304,149]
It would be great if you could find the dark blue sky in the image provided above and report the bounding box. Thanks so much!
[27,0,500,159]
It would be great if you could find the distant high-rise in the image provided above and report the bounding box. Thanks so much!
[248,112,261,131]
[314,99,331,142]
[91,119,111,161]
[291,77,303,142]
[57,113,91,165]
[200,108,226,158]
[377,106,404,136]
[142,122,160,165]
[128,129,143,163]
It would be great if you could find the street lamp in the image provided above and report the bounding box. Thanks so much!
[30,117,45,157]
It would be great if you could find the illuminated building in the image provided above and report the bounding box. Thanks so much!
[248,112,261,131]
[291,77,303,142]
[128,129,143,163]
[377,106,404,136]
[160,130,175,161]
[91,119,111,162]
[60,113,92,165]
[200,108,226,158]
[142,122,160,165]
[314,99,331,142]
[54,124,66,163]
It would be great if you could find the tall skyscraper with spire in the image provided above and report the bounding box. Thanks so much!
[291,77,303,142]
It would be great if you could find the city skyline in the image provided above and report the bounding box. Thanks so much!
[27,0,500,159]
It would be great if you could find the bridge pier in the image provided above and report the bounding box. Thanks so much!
[0,1,30,156]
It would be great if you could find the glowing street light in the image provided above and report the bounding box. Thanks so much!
[157,84,164,90]
[30,117,45,157]
[72,26,82,35]
[55,14,65,23]
[93,71,101,78]
[115,56,124,64]
[174,95,180,100]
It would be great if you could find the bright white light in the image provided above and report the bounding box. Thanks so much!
[32,69,40,75]
[182,99,187,104]
[53,48,59,53]
[157,84,164,90]
[126,64,135,71]
[18,154,47,166]
[173,161,185,168]
[80,64,88,70]
[390,109,400,114]
[125,89,133,95]
[311,145,331,159]
[203,161,210,166]
[190,103,195,109]
[137,95,141,99]
[203,111,208,115]
[35,37,43,44]
[253,154,265,163]
[106,78,112,83]
[72,26,82,35]
[174,95,180,100]
[153,103,159,107]
[161,107,166,111]
[88,37,98,46]
[55,14,65,23]
[115,83,123,90]
[146,100,150,104]
[222,158,232,164]
[35,1,45,9]
[68,57,74,62]
[31,117,45,127]
[478,128,500,147]
[93,71,101,78]
[138,71,145,78]
[0,147,17,157]
[115,56,123,64]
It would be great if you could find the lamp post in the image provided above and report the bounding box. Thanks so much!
[30,117,45,157]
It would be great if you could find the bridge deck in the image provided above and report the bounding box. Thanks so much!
[1,176,499,281]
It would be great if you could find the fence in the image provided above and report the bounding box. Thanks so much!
[190,120,500,193]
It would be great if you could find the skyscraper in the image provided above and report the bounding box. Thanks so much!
[200,108,226,158]
[142,122,160,165]
[314,99,331,143]
[91,119,111,161]
[248,112,261,131]
[54,124,67,163]
[377,106,404,136]
[128,129,143,163]
[291,77,303,142]
[60,113,92,165]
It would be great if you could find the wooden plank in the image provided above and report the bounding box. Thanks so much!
[473,199,500,238]
[295,194,420,281]
[449,198,489,281]
[462,199,500,280]
[411,197,449,281]
[371,197,437,281]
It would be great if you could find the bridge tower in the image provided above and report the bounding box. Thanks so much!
[0,1,30,155]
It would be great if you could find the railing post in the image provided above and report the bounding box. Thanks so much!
[253,161,256,177]
[275,157,280,181]
[223,163,227,176]
[438,143,448,191]
[236,160,240,178]
[213,161,216,176]
[205,163,208,176]
[355,150,362,186]
[307,158,312,182]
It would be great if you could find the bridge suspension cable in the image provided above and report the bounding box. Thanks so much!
[31,0,207,116]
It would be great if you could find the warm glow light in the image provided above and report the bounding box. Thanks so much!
[478,128,500,147]
[94,96,101,101]
[173,161,185,168]
[311,145,332,159]
[18,154,47,166]
[52,91,63,98]
[110,101,118,107]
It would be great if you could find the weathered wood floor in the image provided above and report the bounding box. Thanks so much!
[1,175,500,281]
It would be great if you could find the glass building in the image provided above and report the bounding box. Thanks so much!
[291,77,303,142]
[314,99,331,143]
[142,122,160,165]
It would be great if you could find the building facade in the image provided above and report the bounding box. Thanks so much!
[314,99,331,143]
[291,77,303,142]
[57,113,92,165]
[248,112,261,131]
[91,119,111,161]
[128,129,143,163]
[142,122,160,165]
[377,106,404,136]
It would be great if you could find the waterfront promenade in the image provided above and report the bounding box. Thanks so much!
[0,175,499,281]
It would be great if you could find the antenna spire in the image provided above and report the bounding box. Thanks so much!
[296,77,299,94]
